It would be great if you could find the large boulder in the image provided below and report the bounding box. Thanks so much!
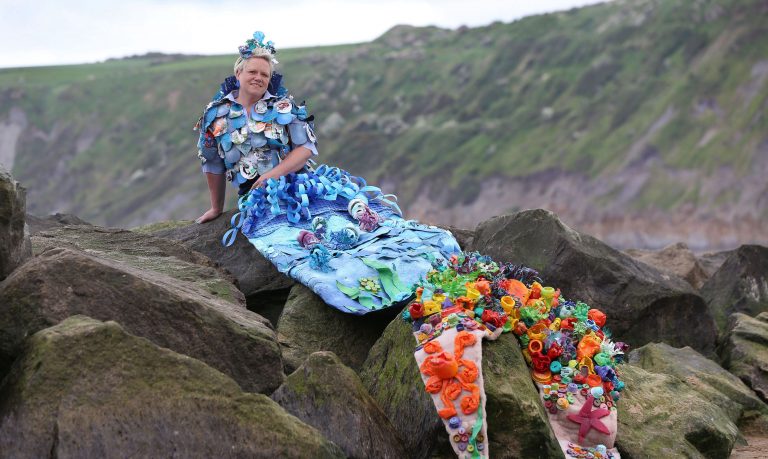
[719,312,768,403]
[470,210,717,354]
[0,246,283,393]
[271,351,407,458]
[278,284,399,373]
[150,209,293,296]
[616,364,740,458]
[481,333,562,458]
[625,242,709,289]
[701,245,768,333]
[360,315,561,458]
[359,313,440,458]
[0,316,343,458]
[31,224,244,303]
[0,166,31,280]
[629,342,768,429]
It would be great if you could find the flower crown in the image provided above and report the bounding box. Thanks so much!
[238,31,278,64]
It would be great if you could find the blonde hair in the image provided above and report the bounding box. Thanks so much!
[234,48,275,76]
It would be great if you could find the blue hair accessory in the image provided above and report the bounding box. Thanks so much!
[238,31,278,63]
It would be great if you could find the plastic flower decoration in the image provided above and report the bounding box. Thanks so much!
[238,31,279,64]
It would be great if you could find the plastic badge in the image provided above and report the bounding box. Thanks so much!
[229,103,244,118]
[276,112,295,125]
[231,127,247,145]
[250,132,268,148]
[230,115,247,130]
[275,99,292,114]
[211,118,227,137]
[225,148,240,165]
[220,132,233,151]
[239,158,259,179]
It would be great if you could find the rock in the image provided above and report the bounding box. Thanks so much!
[0,166,31,280]
[360,315,442,458]
[699,249,734,279]
[0,247,283,393]
[278,284,400,373]
[446,225,474,251]
[470,210,717,354]
[719,312,768,403]
[625,242,709,289]
[271,351,406,458]
[0,316,343,458]
[31,224,245,303]
[360,315,561,458]
[249,287,292,328]
[481,334,562,458]
[617,364,739,458]
[151,209,294,296]
[25,212,91,235]
[629,342,768,429]
[701,245,768,333]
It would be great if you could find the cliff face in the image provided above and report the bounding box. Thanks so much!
[1,0,767,250]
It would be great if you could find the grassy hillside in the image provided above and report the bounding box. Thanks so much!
[1,0,766,248]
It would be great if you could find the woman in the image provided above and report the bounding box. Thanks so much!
[194,32,461,315]
[195,32,317,224]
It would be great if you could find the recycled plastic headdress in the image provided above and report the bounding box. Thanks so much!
[238,31,279,64]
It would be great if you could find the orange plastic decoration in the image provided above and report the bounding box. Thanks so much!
[419,331,481,419]
[527,323,547,342]
[577,334,602,360]
[475,280,491,296]
[586,374,603,387]
[528,339,544,354]
[588,309,607,328]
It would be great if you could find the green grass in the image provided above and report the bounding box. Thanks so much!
[2,0,767,226]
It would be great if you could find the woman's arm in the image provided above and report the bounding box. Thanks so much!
[251,146,312,189]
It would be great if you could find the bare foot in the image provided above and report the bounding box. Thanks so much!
[195,208,223,224]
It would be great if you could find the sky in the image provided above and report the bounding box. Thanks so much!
[0,0,608,69]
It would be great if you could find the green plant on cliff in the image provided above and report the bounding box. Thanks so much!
[0,0,766,227]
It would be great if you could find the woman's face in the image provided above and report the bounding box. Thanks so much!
[236,58,271,100]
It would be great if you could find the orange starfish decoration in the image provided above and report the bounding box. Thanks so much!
[419,331,481,419]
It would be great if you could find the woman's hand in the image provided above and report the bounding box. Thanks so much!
[251,170,278,190]
[250,146,313,190]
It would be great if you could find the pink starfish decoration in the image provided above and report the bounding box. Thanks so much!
[566,395,611,443]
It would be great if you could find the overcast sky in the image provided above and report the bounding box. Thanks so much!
[1,0,608,69]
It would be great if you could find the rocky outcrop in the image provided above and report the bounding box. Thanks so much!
[719,312,768,403]
[151,209,293,296]
[0,166,31,280]
[701,245,768,332]
[0,246,283,393]
[360,316,561,458]
[470,210,717,354]
[278,284,399,373]
[480,333,562,458]
[625,242,709,289]
[699,249,734,279]
[630,342,768,429]
[360,313,440,458]
[25,212,91,235]
[0,316,343,458]
[271,351,406,458]
[616,364,740,458]
[31,224,244,303]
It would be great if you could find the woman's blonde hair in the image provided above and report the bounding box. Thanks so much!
[234,47,275,76]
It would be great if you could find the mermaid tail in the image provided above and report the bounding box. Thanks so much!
[223,164,460,314]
